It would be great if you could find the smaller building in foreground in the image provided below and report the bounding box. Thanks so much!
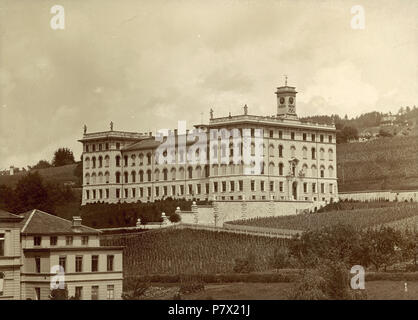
[0,209,123,300]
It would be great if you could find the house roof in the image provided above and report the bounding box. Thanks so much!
[18,209,100,235]
[0,209,23,221]
[122,138,162,151]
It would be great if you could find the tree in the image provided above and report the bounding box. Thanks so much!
[169,213,181,223]
[378,129,392,137]
[52,148,75,167]
[14,172,49,212]
[73,161,83,185]
[32,160,52,170]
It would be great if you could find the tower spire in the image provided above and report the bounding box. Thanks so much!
[283,74,288,86]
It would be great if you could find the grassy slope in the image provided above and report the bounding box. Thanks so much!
[230,203,418,231]
[337,136,418,192]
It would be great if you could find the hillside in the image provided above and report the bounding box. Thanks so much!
[337,136,418,192]
[0,163,80,188]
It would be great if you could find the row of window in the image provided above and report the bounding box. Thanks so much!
[84,145,334,169]
[33,254,114,274]
[85,163,335,185]
[33,285,114,300]
[85,181,334,200]
[32,235,89,247]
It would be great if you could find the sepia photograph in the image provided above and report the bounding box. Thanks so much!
[0,0,417,308]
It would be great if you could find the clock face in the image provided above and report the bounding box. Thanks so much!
[289,97,294,104]
[288,106,295,114]
[279,97,285,104]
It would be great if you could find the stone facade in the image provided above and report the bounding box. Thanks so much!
[79,85,338,206]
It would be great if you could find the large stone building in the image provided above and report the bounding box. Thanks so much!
[79,84,338,206]
[0,209,123,300]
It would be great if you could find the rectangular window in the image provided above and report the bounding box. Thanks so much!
[107,285,115,300]
[66,236,73,246]
[171,185,176,196]
[75,287,83,300]
[303,183,308,193]
[107,255,114,271]
[239,180,243,192]
[250,180,255,191]
[116,189,120,199]
[35,256,41,273]
[269,181,274,192]
[260,181,265,192]
[279,182,283,192]
[147,187,152,197]
[213,182,218,193]
[230,181,235,192]
[34,236,41,246]
[269,130,274,138]
[312,183,316,193]
[132,188,136,198]
[124,188,128,198]
[106,189,109,199]
[222,181,226,193]
[91,286,99,300]
[321,183,325,194]
[59,256,66,272]
[205,183,209,194]
[86,190,90,199]
[180,185,184,195]
[188,184,192,195]
[303,133,307,141]
[82,236,89,246]
[50,236,57,246]
[329,183,333,194]
[156,186,160,197]
[91,255,99,272]
[0,233,5,256]
[197,184,201,194]
[75,256,83,272]
[312,134,316,141]
[278,131,283,139]
[320,134,324,142]
[329,135,332,143]
[140,187,144,197]
[291,132,295,140]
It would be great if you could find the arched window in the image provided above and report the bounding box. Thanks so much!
[302,164,308,176]
[221,143,227,157]
[279,145,283,158]
[187,166,193,179]
[311,165,317,177]
[229,161,235,175]
[146,170,152,181]
[98,156,103,168]
[320,148,325,160]
[91,173,96,184]
[269,162,274,175]
[124,172,129,183]
[85,157,90,169]
[85,173,90,185]
[179,150,184,163]
[154,169,160,181]
[290,146,296,158]
[204,164,210,177]
[124,155,128,166]
[105,171,110,183]
[196,166,202,178]
[139,170,144,182]
[328,149,333,161]
[131,171,136,183]
[302,147,307,159]
[171,168,176,180]
[115,172,121,184]
[146,153,151,165]
[328,166,334,177]
[221,164,227,175]
[251,143,255,156]
[269,144,274,155]
[260,161,265,175]
[131,154,136,166]
[116,156,121,167]
[98,172,103,184]
[92,157,96,169]
[278,163,284,176]
[311,147,316,160]
[238,160,244,174]
[212,145,218,160]
[320,166,325,178]
[212,164,218,176]
[138,153,144,165]
[104,155,110,167]
[163,168,168,181]
[178,167,185,180]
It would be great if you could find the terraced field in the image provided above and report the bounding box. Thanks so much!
[230,203,418,231]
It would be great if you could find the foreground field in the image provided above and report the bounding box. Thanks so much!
[181,281,418,300]
[230,203,418,231]
[101,229,288,276]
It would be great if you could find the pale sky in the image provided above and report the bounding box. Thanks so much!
[0,0,417,169]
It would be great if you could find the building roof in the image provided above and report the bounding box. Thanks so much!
[19,209,100,235]
[122,138,162,151]
[0,209,23,221]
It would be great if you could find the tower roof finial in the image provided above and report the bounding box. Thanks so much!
[283,74,288,86]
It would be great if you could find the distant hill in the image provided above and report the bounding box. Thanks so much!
[337,136,418,192]
[0,163,80,188]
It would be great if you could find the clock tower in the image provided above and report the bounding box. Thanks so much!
[275,78,297,118]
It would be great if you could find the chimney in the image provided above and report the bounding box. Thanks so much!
[72,216,82,228]
[9,166,14,176]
